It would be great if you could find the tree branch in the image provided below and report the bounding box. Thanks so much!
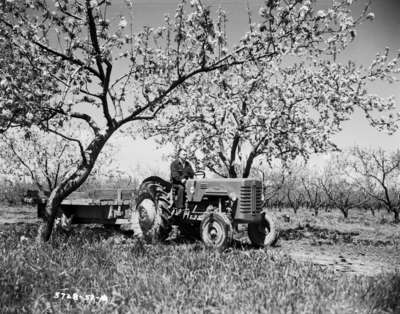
[1,138,45,192]
[85,0,114,128]
[31,40,100,78]
[85,0,105,80]
[46,127,87,165]
[70,112,100,135]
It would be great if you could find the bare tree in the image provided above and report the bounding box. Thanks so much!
[349,147,400,223]
[319,178,364,218]
[283,165,305,214]
[286,188,304,214]
[301,177,322,216]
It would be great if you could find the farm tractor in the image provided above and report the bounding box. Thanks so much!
[136,173,278,249]
[37,173,278,249]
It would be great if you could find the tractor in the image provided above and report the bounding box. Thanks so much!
[135,172,278,249]
[36,172,278,249]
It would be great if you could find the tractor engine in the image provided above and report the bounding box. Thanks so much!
[185,178,263,222]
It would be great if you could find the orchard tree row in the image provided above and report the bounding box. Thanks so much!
[259,147,400,222]
[0,0,399,240]
[1,137,399,223]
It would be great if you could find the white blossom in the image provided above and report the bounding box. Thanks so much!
[118,17,127,28]
[0,79,8,88]
[366,12,375,21]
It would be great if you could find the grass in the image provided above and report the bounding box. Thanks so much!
[0,222,399,314]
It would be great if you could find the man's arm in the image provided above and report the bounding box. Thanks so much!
[171,160,183,183]
[185,162,195,179]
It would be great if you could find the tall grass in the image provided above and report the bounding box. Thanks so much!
[0,223,399,314]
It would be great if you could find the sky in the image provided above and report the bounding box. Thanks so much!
[105,0,400,174]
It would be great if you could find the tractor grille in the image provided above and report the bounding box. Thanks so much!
[239,184,262,215]
[200,183,208,189]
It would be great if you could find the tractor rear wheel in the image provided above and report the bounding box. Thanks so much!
[200,212,233,250]
[248,211,278,247]
[135,191,171,243]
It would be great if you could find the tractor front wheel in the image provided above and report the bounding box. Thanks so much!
[200,212,233,250]
[248,211,278,247]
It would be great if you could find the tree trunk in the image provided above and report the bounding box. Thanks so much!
[37,186,66,241]
[370,208,375,216]
[228,134,240,178]
[37,131,113,242]
[228,165,237,178]
[242,151,256,179]
[341,208,349,219]
[394,209,399,224]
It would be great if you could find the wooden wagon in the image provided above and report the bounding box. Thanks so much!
[37,189,136,226]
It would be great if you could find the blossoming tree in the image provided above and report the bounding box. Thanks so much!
[1,0,398,240]
[0,124,117,194]
[144,1,400,178]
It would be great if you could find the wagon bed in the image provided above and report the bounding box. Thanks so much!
[37,189,136,225]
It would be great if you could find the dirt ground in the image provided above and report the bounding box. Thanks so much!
[1,204,399,277]
[271,208,400,276]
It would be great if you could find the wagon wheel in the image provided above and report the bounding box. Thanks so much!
[200,212,233,250]
[248,211,278,247]
[135,191,171,243]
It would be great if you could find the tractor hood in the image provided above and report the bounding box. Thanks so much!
[186,178,262,203]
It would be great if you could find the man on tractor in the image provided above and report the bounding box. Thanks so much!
[170,148,194,213]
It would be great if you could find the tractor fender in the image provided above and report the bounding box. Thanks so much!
[139,176,172,196]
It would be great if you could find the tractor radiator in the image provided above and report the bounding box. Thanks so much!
[239,184,262,215]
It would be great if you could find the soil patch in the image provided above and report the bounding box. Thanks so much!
[275,210,400,276]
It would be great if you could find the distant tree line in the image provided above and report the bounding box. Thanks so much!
[260,147,400,223]
[2,145,399,223]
